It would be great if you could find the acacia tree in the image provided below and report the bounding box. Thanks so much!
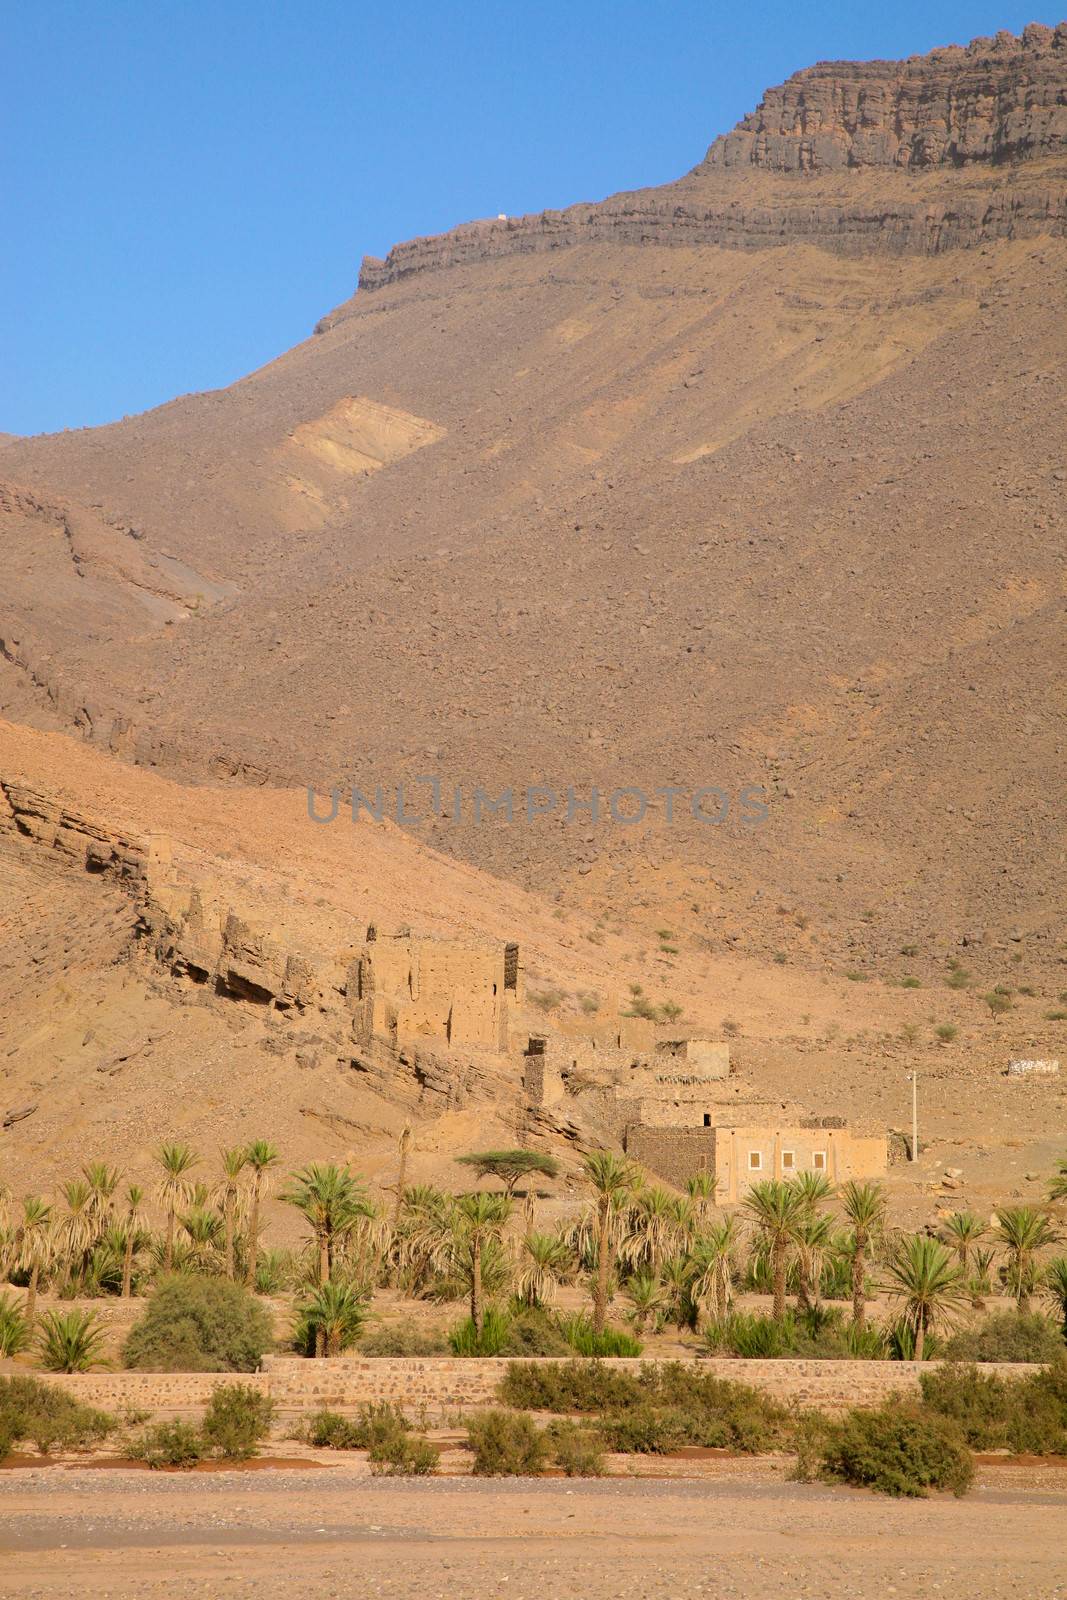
[994,1206,1060,1312]
[154,1144,200,1272]
[839,1180,887,1331]
[883,1234,967,1360]
[454,1150,560,1198]
[243,1141,280,1290]
[744,1179,806,1323]
[583,1150,638,1335]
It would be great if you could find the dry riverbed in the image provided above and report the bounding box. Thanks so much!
[0,1459,1065,1599]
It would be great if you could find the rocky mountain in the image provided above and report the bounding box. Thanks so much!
[0,24,1064,990]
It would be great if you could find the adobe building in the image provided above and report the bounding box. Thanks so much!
[348,927,522,1052]
[625,1116,887,1198]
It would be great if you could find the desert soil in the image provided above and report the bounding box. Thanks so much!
[0,1463,1065,1599]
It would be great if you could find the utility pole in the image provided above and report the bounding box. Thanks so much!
[907,1071,919,1163]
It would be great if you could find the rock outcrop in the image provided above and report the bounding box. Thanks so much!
[700,23,1067,172]
[350,26,1067,297]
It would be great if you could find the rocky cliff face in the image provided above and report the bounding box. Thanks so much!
[351,26,1067,297]
[700,23,1067,173]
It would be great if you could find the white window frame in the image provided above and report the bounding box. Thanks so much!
[812,1150,827,1171]
[781,1150,795,1171]
[748,1150,762,1172]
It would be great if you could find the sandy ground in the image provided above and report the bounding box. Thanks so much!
[0,1463,1065,1599]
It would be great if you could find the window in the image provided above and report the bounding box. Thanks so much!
[703,1113,712,1127]
[748,1150,762,1172]
[781,1150,795,1171]
[813,1151,827,1171]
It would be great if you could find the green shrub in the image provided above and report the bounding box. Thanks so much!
[544,1417,606,1476]
[304,1400,412,1453]
[0,1376,115,1455]
[466,1409,549,1476]
[943,1312,1066,1364]
[919,1359,1067,1454]
[359,1324,450,1356]
[123,1275,272,1372]
[499,1358,640,1414]
[304,1409,362,1449]
[200,1383,274,1460]
[36,1309,105,1373]
[368,1432,437,1475]
[704,1308,886,1362]
[129,1420,204,1469]
[557,1312,642,1357]
[0,1293,28,1358]
[500,1307,572,1357]
[449,1308,512,1356]
[822,1401,974,1497]
[598,1401,690,1453]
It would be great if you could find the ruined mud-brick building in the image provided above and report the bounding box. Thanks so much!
[349,927,522,1051]
[625,1117,888,1199]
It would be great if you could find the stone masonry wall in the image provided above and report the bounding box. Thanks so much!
[34,1357,1042,1421]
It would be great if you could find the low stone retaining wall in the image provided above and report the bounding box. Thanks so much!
[31,1357,1042,1421]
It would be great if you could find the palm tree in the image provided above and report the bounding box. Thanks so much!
[882,1234,968,1360]
[15,1196,52,1331]
[57,1179,95,1292]
[1048,1156,1067,1204]
[214,1147,248,1281]
[686,1171,717,1225]
[179,1206,224,1273]
[994,1206,1061,1312]
[298,1279,368,1357]
[282,1163,372,1289]
[391,1126,412,1232]
[622,1186,689,1276]
[688,1216,740,1326]
[794,1213,836,1312]
[744,1180,806,1322]
[154,1144,200,1272]
[451,1191,512,1336]
[119,1184,145,1298]
[83,1162,121,1245]
[243,1140,280,1289]
[839,1180,887,1331]
[792,1171,834,1214]
[939,1210,988,1278]
[583,1150,637,1335]
[515,1231,570,1308]
[625,1269,666,1334]
[1045,1256,1067,1340]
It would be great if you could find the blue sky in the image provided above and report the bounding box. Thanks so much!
[3,1,1057,435]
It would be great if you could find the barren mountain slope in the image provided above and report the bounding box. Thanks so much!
[1,721,1064,1211]
[0,26,1064,980]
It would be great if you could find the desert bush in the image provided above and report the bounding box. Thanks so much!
[129,1420,204,1469]
[942,1311,1066,1364]
[821,1400,973,1497]
[0,1375,115,1455]
[368,1432,437,1475]
[499,1358,640,1414]
[304,1409,363,1449]
[557,1312,642,1357]
[359,1324,450,1356]
[0,1293,28,1358]
[466,1409,549,1476]
[704,1308,886,1361]
[598,1400,690,1453]
[200,1383,274,1460]
[36,1309,105,1373]
[919,1359,1067,1454]
[544,1417,606,1476]
[123,1275,272,1372]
